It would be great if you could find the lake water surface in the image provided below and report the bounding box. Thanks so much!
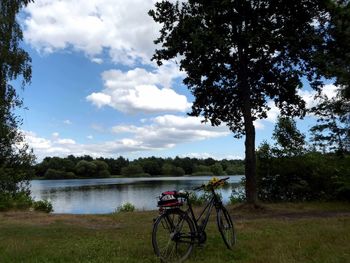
[30,175,244,214]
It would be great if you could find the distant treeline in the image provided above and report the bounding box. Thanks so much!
[34,155,245,179]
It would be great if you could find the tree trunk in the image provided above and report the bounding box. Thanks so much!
[243,100,258,205]
[236,22,258,205]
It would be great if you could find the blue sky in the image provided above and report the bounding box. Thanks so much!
[16,0,337,162]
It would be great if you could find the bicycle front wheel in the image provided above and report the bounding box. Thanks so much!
[217,206,236,249]
[152,209,195,263]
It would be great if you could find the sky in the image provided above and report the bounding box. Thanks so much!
[15,0,338,162]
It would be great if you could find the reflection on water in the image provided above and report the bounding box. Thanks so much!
[30,176,244,214]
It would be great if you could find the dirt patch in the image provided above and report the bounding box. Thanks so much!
[233,210,350,221]
[228,204,350,221]
[0,211,120,229]
[1,206,350,229]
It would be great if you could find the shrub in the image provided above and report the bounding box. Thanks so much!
[210,163,225,176]
[45,169,78,179]
[116,202,135,212]
[225,164,245,175]
[33,200,53,213]
[0,192,33,211]
[188,192,206,206]
[229,188,246,204]
[188,191,220,206]
[162,164,185,176]
[191,171,214,176]
[256,148,350,201]
[44,168,63,179]
[64,172,78,179]
[98,169,111,178]
[75,160,97,177]
[121,164,144,176]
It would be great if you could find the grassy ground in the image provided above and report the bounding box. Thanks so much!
[0,202,349,263]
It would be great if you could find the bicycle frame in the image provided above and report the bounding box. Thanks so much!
[184,187,223,239]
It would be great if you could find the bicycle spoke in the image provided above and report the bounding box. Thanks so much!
[217,207,236,249]
[153,210,194,262]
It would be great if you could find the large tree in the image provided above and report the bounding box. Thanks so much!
[0,0,35,194]
[149,0,350,204]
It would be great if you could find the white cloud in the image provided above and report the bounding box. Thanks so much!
[25,131,52,150]
[91,58,103,64]
[23,0,160,65]
[87,135,94,140]
[182,153,243,160]
[24,115,231,160]
[52,132,60,138]
[87,65,189,113]
[57,139,76,145]
[263,84,340,123]
[112,114,230,149]
[86,92,111,108]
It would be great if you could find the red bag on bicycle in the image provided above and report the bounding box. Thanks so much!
[157,191,183,207]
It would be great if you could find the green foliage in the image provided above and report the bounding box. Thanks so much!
[188,192,207,206]
[75,160,97,177]
[74,160,110,178]
[257,143,350,201]
[272,116,306,157]
[229,179,246,204]
[121,164,146,177]
[210,163,225,176]
[1,0,35,195]
[193,165,211,174]
[44,169,77,179]
[135,157,162,175]
[101,156,129,175]
[257,112,350,201]
[225,164,244,175]
[0,191,53,213]
[116,202,135,212]
[149,0,350,203]
[161,163,185,176]
[0,191,33,211]
[310,94,350,155]
[258,116,350,201]
[33,199,53,213]
[189,190,223,206]
[34,155,244,178]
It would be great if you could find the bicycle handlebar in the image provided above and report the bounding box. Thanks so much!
[192,177,230,191]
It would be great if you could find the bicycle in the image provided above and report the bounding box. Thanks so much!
[152,177,236,263]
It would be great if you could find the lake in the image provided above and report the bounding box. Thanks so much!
[30,175,244,214]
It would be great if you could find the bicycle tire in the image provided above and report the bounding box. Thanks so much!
[216,206,236,249]
[152,209,195,263]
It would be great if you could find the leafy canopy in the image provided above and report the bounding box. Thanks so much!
[0,0,35,194]
[149,0,338,136]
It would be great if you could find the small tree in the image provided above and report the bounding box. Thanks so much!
[75,160,97,177]
[310,94,350,155]
[92,160,110,177]
[272,116,306,157]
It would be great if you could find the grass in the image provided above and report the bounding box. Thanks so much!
[0,202,349,263]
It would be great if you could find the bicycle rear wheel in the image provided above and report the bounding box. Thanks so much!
[217,206,236,249]
[152,209,195,263]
